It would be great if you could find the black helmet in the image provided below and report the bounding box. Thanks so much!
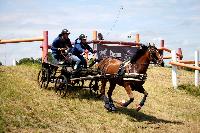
[79,34,87,40]
[61,29,70,35]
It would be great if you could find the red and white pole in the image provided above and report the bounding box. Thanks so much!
[42,31,48,63]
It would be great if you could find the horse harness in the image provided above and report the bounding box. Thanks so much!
[118,60,147,81]
[117,46,160,81]
[98,45,160,81]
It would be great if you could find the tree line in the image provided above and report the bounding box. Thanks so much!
[0,52,53,66]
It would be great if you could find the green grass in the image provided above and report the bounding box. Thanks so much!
[178,84,200,97]
[0,65,200,132]
[0,110,5,133]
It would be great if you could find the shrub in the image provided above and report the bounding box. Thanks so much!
[17,57,41,65]
[178,84,200,97]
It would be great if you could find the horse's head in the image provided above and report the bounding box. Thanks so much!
[147,43,162,65]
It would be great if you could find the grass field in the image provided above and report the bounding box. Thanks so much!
[0,65,200,133]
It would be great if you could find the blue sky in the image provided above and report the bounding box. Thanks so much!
[0,0,200,65]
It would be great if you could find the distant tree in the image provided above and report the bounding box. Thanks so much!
[17,57,41,65]
[0,61,2,66]
[35,58,42,64]
[47,52,54,63]
[17,57,33,65]
[16,52,53,65]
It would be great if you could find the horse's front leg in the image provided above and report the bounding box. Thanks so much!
[135,85,148,112]
[121,83,134,107]
[104,81,116,111]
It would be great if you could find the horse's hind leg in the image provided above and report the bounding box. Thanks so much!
[104,81,116,111]
[98,79,107,98]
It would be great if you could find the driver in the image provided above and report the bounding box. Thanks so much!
[51,29,81,68]
[72,34,94,69]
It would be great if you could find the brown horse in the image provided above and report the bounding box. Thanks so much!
[97,44,162,111]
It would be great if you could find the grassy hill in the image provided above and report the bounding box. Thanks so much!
[0,65,200,133]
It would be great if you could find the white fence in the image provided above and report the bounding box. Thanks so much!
[170,50,200,88]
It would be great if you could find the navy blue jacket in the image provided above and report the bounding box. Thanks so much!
[51,35,72,55]
[72,39,93,56]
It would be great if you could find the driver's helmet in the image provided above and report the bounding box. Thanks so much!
[61,29,70,35]
[79,34,87,40]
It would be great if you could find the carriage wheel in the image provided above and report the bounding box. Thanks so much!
[89,79,100,96]
[37,68,50,89]
[55,75,68,98]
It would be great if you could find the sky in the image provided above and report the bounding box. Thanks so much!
[0,0,200,65]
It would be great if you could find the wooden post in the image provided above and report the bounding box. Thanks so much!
[160,40,164,66]
[177,48,183,69]
[178,48,183,60]
[92,30,97,61]
[135,33,140,47]
[92,30,97,50]
[160,40,164,47]
[42,31,48,63]
[171,50,178,89]
[195,50,199,87]
[92,31,97,41]
[160,40,164,56]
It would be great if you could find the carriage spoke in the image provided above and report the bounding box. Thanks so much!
[37,68,50,89]
[55,75,68,97]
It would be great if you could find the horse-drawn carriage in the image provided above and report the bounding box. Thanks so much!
[37,51,101,97]
[37,44,162,111]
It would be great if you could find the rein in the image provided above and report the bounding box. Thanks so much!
[118,46,157,77]
[99,45,160,81]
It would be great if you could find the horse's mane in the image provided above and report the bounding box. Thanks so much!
[130,45,148,63]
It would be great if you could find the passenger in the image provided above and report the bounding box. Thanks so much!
[51,29,81,69]
[72,34,94,69]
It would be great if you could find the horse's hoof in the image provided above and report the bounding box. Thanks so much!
[136,105,142,112]
[104,103,110,110]
[109,102,116,111]
[104,102,116,111]
[110,106,116,111]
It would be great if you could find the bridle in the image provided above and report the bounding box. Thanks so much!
[148,46,161,65]
[123,45,161,74]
